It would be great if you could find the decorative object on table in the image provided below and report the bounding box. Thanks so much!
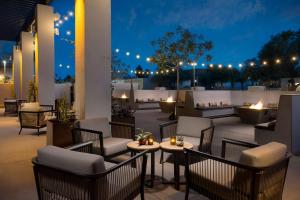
[148,135,154,145]
[176,136,184,146]
[170,136,176,145]
[135,128,153,145]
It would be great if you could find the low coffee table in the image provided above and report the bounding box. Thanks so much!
[160,141,193,190]
[127,141,160,187]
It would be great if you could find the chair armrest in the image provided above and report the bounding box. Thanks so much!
[199,126,215,154]
[159,120,178,141]
[221,138,259,158]
[109,121,135,139]
[67,141,93,153]
[72,128,104,156]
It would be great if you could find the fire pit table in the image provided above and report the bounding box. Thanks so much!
[238,106,272,124]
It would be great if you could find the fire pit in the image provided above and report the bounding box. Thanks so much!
[159,97,176,113]
[238,101,272,124]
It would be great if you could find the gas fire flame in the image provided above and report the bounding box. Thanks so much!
[249,101,263,110]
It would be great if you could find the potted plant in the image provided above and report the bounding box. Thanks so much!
[176,136,184,147]
[135,128,152,145]
[47,96,76,147]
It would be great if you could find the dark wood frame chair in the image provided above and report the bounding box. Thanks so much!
[4,99,26,116]
[33,142,148,200]
[18,105,54,135]
[72,121,135,161]
[160,120,215,154]
[185,138,291,200]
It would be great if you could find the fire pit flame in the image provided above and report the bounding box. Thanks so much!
[121,93,128,99]
[249,101,263,110]
[166,96,174,103]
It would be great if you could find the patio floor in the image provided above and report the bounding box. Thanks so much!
[0,109,299,200]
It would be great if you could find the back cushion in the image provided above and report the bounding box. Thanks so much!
[239,142,287,168]
[176,116,213,138]
[79,117,111,138]
[37,145,106,175]
[21,102,41,112]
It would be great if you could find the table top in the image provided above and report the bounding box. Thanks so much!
[160,141,193,151]
[127,141,160,151]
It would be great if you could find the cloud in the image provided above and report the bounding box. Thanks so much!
[126,8,137,30]
[150,0,265,29]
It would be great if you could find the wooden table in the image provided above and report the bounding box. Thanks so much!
[160,141,193,190]
[127,141,160,187]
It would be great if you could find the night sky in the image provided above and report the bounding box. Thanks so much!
[1,0,300,79]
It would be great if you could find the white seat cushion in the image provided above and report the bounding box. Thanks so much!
[93,137,132,156]
[79,117,111,138]
[20,102,42,112]
[37,145,105,175]
[176,116,213,138]
[239,142,287,167]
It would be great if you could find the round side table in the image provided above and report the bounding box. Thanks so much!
[160,141,193,190]
[127,141,160,188]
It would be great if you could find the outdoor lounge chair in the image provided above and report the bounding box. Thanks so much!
[160,116,214,154]
[4,98,26,116]
[18,102,54,135]
[185,138,291,200]
[72,117,135,161]
[32,142,148,200]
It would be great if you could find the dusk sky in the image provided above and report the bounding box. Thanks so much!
[1,0,300,79]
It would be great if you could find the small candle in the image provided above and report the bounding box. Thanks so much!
[170,136,176,145]
[148,137,154,145]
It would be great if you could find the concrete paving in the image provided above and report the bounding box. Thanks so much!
[0,109,299,200]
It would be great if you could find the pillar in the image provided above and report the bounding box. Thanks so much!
[75,0,111,119]
[20,32,34,100]
[35,4,55,105]
[12,46,22,99]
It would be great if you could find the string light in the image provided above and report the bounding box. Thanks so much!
[58,20,63,24]
[156,71,159,74]
[136,54,140,59]
[291,56,297,61]
[115,48,120,53]
[151,71,154,75]
[166,69,169,73]
[275,59,281,64]
[66,30,71,35]
[126,52,130,56]
[262,61,268,65]
[179,61,183,66]
[228,64,232,68]
[66,65,70,69]
[250,62,255,66]
[59,64,63,67]
[130,70,133,73]
[218,64,222,69]
[209,64,214,68]
[64,16,69,21]
[68,11,74,16]
[239,64,243,68]
[146,57,151,62]
[171,68,175,72]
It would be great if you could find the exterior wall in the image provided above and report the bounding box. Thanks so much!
[13,46,22,99]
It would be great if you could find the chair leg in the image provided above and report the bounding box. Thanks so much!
[140,190,145,200]
[18,128,22,135]
[185,187,189,200]
[37,129,40,136]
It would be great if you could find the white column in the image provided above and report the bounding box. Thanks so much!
[13,46,22,99]
[75,0,111,119]
[35,4,55,105]
[21,32,34,100]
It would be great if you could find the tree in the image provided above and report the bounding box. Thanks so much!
[258,29,300,85]
[149,26,213,93]
[111,52,128,80]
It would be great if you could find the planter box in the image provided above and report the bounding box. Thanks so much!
[47,119,75,147]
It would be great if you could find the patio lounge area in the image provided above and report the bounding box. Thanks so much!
[1,109,300,200]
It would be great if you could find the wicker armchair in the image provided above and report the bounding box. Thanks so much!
[73,117,135,161]
[160,116,214,154]
[19,103,54,135]
[33,142,148,200]
[185,138,291,200]
[4,99,26,116]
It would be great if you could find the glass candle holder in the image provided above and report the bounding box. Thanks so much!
[148,137,154,145]
[170,136,176,145]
